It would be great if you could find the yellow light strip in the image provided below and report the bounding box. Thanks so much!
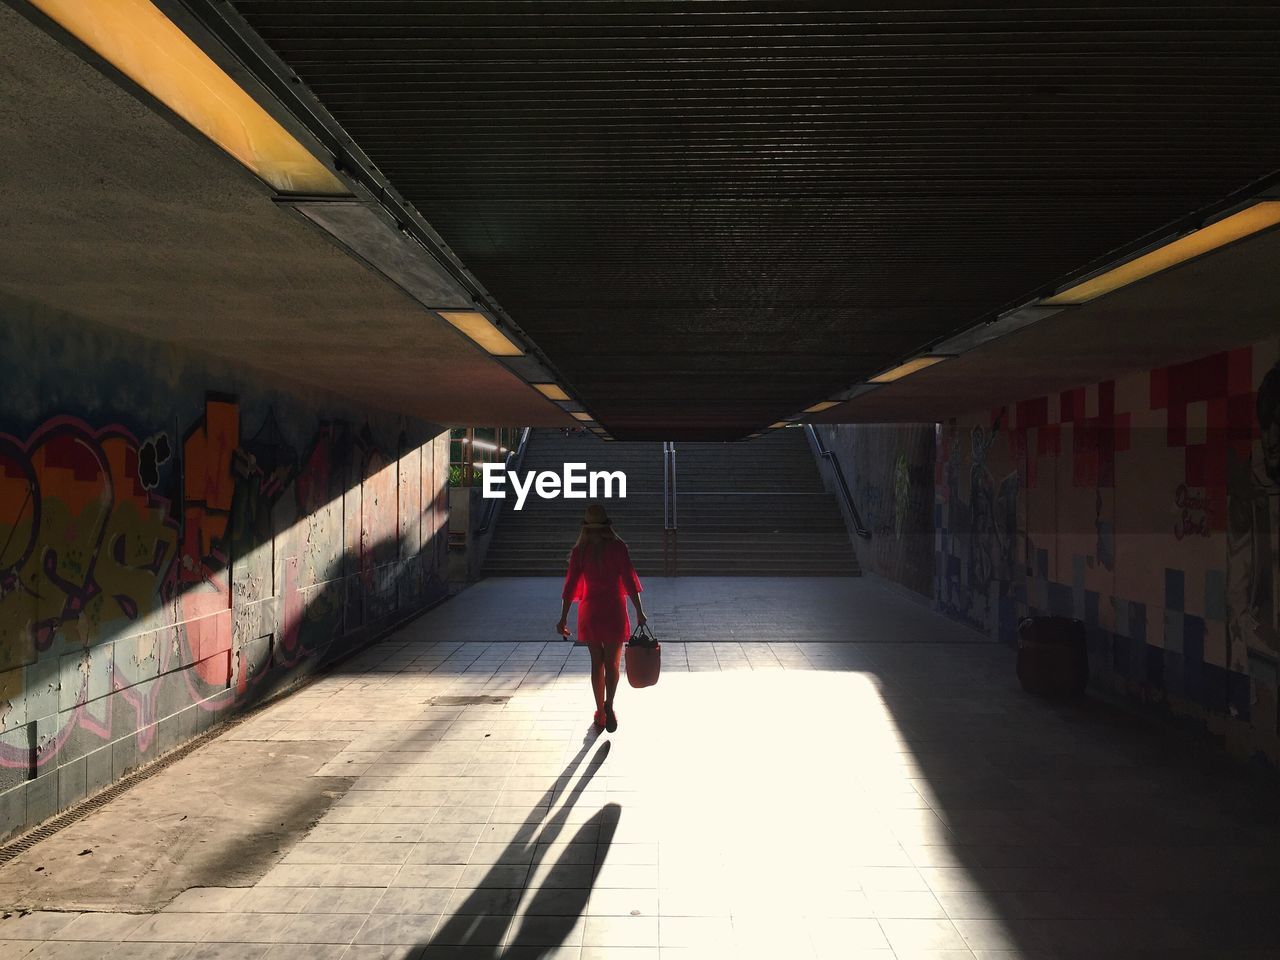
[805,401,839,413]
[31,0,345,196]
[768,421,789,430]
[869,355,949,384]
[571,412,594,422]
[1043,201,1280,305]
[532,383,571,401]
[436,311,524,357]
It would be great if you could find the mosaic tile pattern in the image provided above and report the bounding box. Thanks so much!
[935,337,1280,757]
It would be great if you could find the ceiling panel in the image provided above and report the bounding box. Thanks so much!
[230,0,1280,438]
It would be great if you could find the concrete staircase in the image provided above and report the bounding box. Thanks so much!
[482,427,860,577]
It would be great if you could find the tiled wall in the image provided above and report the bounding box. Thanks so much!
[0,298,451,839]
[936,337,1280,761]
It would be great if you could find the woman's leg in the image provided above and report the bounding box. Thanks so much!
[603,643,624,707]
[587,643,606,713]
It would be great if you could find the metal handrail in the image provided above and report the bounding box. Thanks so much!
[804,424,872,541]
[476,427,531,536]
[662,441,679,575]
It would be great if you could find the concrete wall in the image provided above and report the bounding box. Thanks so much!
[815,423,936,599]
[936,336,1280,762]
[0,296,451,840]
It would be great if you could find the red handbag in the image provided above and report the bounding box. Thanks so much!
[625,623,661,688]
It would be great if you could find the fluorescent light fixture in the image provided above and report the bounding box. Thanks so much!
[571,412,594,422]
[436,311,524,357]
[532,383,571,402]
[768,422,789,430]
[30,0,345,196]
[869,355,950,384]
[1043,201,1280,305]
[805,401,839,413]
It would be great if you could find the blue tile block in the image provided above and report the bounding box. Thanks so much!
[1164,568,1185,613]
[1163,651,1184,699]
[1180,616,1206,703]
[1204,569,1227,621]
[1163,609,1184,655]
[1111,632,1130,677]
[998,596,1018,646]
[1202,663,1229,712]
[1130,602,1148,645]
[1182,615,1205,665]
[1047,582,1073,619]
[1145,645,1165,689]
[1229,671,1252,721]
[1114,598,1130,639]
[1036,548,1049,578]
[1084,590,1100,629]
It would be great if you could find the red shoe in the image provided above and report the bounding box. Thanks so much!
[604,703,618,733]
[593,709,606,728]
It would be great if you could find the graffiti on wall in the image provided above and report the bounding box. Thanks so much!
[823,423,935,598]
[0,396,445,776]
[935,340,1280,749]
[1226,361,1280,666]
[0,419,180,668]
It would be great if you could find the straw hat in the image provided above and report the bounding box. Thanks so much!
[581,504,612,528]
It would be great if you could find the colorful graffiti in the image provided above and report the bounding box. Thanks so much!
[0,419,179,667]
[0,395,447,806]
[935,338,1280,756]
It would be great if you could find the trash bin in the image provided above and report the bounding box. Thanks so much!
[1016,616,1088,697]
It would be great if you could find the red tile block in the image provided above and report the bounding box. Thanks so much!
[1038,424,1061,458]
[1018,396,1050,429]
[1099,380,1116,418]
[1114,413,1132,452]
[1150,367,1169,409]
[1167,403,1187,448]
[1228,346,1253,395]
[1169,352,1229,405]
[1207,397,1229,432]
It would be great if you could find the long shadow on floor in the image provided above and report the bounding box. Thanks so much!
[859,641,1280,960]
[421,730,618,958]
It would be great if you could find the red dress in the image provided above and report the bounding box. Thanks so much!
[562,539,643,649]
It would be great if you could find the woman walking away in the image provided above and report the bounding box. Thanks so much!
[557,503,646,732]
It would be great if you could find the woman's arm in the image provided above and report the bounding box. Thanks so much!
[628,589,646,626]
[559,547,581,637]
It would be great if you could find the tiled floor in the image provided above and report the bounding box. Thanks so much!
[2,577,1279,959]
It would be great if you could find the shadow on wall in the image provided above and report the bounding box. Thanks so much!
[818,423,936,598]
[0,393,450,838]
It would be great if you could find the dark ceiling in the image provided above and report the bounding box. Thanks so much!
[230,1,1280,440]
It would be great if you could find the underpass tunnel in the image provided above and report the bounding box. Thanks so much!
[1,3,1279,959]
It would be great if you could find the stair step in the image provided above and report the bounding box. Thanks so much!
[482,427,860,578]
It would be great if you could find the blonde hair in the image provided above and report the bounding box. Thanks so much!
[570,504,624,564]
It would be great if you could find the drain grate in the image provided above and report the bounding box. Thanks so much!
[426,695,510,706]
[0,709,258,866]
